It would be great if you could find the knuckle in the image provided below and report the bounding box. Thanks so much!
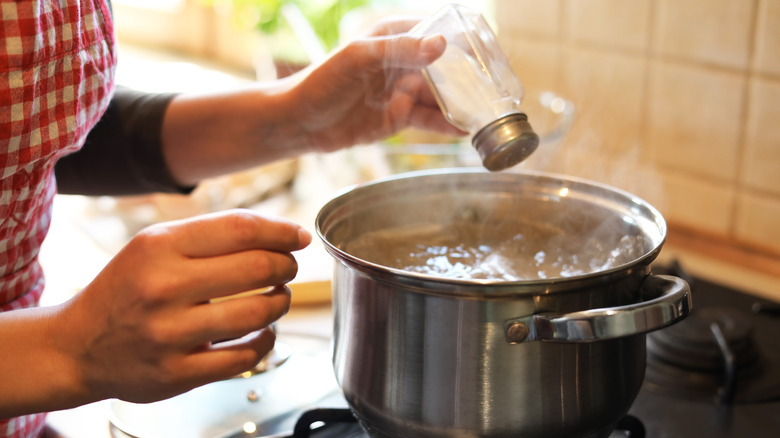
[135,271,180,306]
[243,300,273,326]
[133,224,171,249]
[152,358,182,387]
[223,210,261,245]
[248,252,298,283]
[142,320,176,347]
[234,350,265,373]
[246,252,273,277]
[343,40,381,69]
[243,294,288,327]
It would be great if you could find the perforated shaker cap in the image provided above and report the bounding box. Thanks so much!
[472,113,540,172]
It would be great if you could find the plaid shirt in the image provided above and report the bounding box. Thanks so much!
[0,0,116,436]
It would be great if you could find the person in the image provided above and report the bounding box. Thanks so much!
[0,1,462,436]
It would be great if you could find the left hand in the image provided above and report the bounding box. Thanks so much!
[62,210,309,404]
[290,17,466,153]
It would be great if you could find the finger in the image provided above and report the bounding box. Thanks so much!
[160,209,311,258]
[388,75,467,136]
[158,286,292,348]
[198,286,292,344]
[177,251,298,303]
[348,34,446,73]
[408,105,468,136]
[180,327,278,384]
[392,71,443,109]
[192,328,276,383]
[398,34,447,67]
[367,16,422,36]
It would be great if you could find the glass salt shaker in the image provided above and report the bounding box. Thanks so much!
[411,4,539,171]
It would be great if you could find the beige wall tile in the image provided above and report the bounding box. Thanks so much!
[646,61,744,181]
[653,0,753,69]
[735,192,780,254]
[544,142,667,210]
[742,78,780,195]
[560,48,646,159]
[495,0,780,256]
[657,170,735,235]
[755,0,780,76]
[495,0,561,38]
[502,40,561,95]
[565,0,651,51]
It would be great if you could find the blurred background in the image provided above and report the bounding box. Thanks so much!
[41,0,780,308]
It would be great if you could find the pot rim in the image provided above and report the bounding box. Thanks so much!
[316,168,667,295]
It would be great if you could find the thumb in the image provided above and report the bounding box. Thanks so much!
[418,34,447,64]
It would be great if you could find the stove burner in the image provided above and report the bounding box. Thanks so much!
[648,307,757,372]
[646,306,761,404]
[292,408,361,438]
[290,408,646,438]
[644,262,780,405]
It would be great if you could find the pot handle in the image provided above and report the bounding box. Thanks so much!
[503,275,692,344]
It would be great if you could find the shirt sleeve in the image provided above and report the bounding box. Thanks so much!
[54,86,196,196]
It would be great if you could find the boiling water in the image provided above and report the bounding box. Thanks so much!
[345,221,650,281]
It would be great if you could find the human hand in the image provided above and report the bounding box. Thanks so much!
[290,17,466,153]
[159,18,466,186]
[59,209,310,403]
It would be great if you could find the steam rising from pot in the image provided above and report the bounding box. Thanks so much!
[318,170,665,284]
[344,211,653,281]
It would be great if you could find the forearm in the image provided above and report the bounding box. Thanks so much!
[161,77,310,187]
[0,305,92,419]
[160,31,461,188]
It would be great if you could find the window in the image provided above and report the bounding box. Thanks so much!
[113,0,493,75]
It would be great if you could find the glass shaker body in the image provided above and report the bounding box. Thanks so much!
[411,4,538,171]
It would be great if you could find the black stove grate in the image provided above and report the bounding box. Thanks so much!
[628,261,780,438]
[645,261,780,404]
[290,408,646,438]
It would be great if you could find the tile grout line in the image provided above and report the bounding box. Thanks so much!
[728,0,762,239]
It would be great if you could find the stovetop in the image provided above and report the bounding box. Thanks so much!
[626,261,780,438]
[276,408,646,438]
[267,262,780,438]
[109,261,780,438]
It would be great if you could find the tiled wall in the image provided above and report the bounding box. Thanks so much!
[494,0,780,258]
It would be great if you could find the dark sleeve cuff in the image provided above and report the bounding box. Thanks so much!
[55,86,196,196]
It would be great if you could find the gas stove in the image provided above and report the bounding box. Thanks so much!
[109,261,780,438]
[260,408,646,438]
[627,261,780,438]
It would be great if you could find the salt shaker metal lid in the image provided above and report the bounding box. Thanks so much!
[473,112,539,171]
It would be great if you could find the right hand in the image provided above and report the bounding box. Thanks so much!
[59,209,310,403]
[289,17,466,154]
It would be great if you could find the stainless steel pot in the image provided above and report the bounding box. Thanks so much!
[316,169,692,438]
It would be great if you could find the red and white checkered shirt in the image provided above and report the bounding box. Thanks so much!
[1,0,116,436]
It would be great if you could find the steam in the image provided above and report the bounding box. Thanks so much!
[513,113,667,216]
[343,211,654,282]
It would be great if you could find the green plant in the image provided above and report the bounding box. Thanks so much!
[212,0,370,51]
